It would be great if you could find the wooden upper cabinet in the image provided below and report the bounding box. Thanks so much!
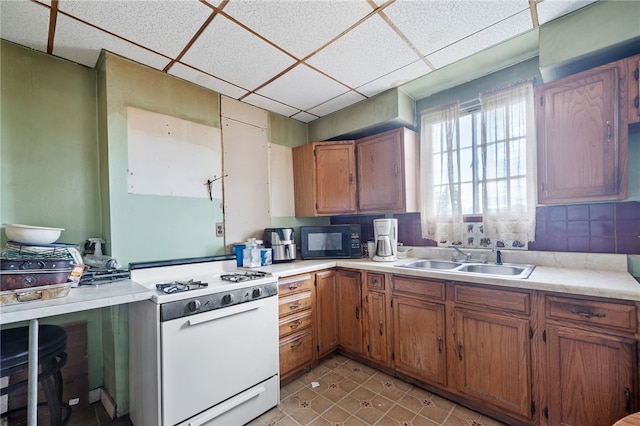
[293,141,357,216]
[356,127,419,213]
[623,54,640,124]
[536,61,627,204]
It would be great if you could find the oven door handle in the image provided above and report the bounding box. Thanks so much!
[188,300,265,326]
[187,384,266,426]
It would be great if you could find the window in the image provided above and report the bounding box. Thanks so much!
[420,82,537,245]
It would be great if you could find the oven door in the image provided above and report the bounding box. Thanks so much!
[160,296,279,426]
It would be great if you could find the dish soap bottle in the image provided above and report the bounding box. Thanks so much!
[243,238,260,268]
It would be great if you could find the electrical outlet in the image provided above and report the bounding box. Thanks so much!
[216,222,224,237]
[69,398,80,406]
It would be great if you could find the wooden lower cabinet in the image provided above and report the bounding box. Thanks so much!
[393,295,446,385]
[278,273,314,382]
[336,269,363,355]
[545,325,637,426]
[315,269,339,358]
[363,272,391,366]
[451,308,532,419]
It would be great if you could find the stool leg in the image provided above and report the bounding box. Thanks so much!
[40,358,62,426]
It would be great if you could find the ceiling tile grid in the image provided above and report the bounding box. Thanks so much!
[0,0,602,123]
[0,0,50,53]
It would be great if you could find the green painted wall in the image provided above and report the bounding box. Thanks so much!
[99,52,224,265]
[0,40,106,390]
[0,40,102,244]
[268,112,307,148]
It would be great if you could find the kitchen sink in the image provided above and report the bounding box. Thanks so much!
[396,259,462,270]
[457,263,534,278]
[395,259,535,279]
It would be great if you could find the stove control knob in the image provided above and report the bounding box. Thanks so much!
[252,288,263,298]
[188,300,201,312]
[221,294,233,305]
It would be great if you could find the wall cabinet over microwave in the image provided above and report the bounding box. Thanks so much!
[292,127,418,217]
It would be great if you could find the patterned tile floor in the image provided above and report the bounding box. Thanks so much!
[248,355,507,426]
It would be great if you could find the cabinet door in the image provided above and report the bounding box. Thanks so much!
[546,325,637,426]
[315,143,357,215]
[356,128,418,213]
[452,308,532,418]
[537,63,624,203]
[336,270,363,355]
[315,270,338,358]
[393,296,446,386]
[625,55,640,124]
[365,291,389,366]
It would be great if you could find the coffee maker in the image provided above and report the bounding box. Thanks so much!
[263,228,296,263]
[372,219,398,262]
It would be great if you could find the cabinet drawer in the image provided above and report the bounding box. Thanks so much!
[392,276,445,300]
[278,291,312,317]
[278,274,313,296]
[454,284,530,314]
[279,329,314,375]
[367,273,385,290]
[279,310,312,338]
[545,295,637,332]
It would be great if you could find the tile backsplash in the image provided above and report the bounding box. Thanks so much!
[332,201,640,255]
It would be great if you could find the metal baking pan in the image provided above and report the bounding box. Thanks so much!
[0,281,72,305]
[0,267,72,291]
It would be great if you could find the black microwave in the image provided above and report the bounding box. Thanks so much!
[300,224,362,259]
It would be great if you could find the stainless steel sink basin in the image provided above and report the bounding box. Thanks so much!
[457,263,535,278]
[395,259,535,279]
[396,259,462,270]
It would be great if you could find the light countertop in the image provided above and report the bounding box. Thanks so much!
[0,279,151,324]
[259,256,640,302]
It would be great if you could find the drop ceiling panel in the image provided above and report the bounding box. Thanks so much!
[291,111,320,123]
[384,0,530,56]
[57,0,212,58]
[0,1,49,53]
[427,10,533,69]
[356,60,432,97]
[257,64,350,110]
[307,91,367,118]
[307,14,420,89]
[180,14,296,91]
[53,14,171,69]
[536,0,598,25]
[169,62,248,100]
[242,93,300,118]
[222,0,372,59]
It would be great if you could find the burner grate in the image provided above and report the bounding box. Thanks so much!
[156,280,208,294]
[220,271,271,282]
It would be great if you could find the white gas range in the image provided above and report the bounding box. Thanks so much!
[128,256,280,426]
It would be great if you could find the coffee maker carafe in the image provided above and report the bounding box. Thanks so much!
[372,219,398,262]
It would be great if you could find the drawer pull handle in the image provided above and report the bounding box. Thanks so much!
[289,301,302,310]
[378,320,383,336]
[290,339,303,349]
[457,342,463,361]
[288,282,302,290]
[437,336,442,354]
[290,320,303,329]
[570,309,606,319]
[355,306,360,320]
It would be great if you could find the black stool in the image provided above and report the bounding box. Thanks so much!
[1,324,71,425]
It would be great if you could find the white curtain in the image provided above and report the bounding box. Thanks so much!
[419,82,537,245]
[419,102,465,243]
[479,82,537,243]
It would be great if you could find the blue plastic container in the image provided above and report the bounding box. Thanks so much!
[233,244,245,267]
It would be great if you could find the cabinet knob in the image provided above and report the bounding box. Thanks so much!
[606,121,612,142]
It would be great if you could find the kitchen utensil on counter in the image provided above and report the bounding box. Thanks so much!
[263,228,296,263]
[4,224,64,245]
[372,218,398,262]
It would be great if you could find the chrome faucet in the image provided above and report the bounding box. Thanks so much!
[449,245,472,262]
